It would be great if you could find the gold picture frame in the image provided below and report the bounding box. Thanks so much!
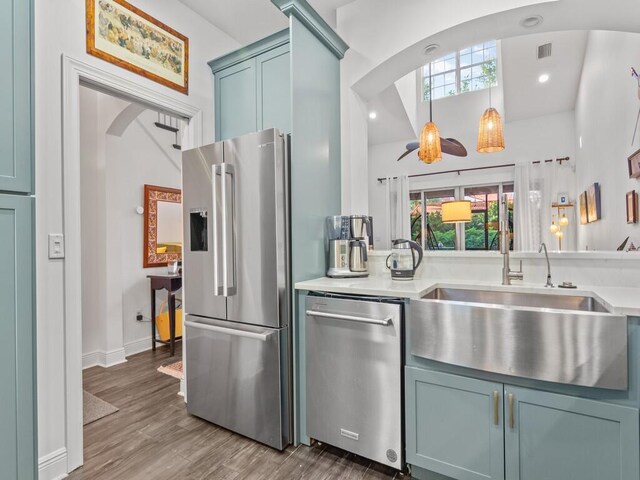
[579,191,589,225]
[86,0,189,94]
[627,190,638,224]
[143,185,182,268]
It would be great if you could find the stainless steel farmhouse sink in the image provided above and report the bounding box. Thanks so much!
[411,287,628,390]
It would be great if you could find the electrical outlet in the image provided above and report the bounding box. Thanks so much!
[136,310,143,321]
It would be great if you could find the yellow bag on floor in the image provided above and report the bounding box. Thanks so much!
[156,300,183,342]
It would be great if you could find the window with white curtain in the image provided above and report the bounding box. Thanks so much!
[411,182,514,251]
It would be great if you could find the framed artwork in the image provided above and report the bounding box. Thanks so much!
[587,182,601,223]
[579,191,589,225]
[629,149,640,179]
[86,0,189,94]
[143,185,182,268]
[627,190,638,224]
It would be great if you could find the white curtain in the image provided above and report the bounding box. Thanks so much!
[514,161,576,251]
[383,175,411,248]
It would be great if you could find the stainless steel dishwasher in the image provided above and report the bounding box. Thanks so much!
[305,292,404,469]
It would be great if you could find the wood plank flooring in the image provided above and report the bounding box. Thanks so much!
[69,345,400,479]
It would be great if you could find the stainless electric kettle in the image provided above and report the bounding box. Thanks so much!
[386,239,423,280]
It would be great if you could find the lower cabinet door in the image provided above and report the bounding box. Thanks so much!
[504,385,639,480]
[406,367,505,480]
[0,194,35,479]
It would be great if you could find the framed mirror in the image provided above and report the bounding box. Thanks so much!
[143,184,183,268]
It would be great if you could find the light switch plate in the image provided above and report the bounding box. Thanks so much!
[48,234,65,259]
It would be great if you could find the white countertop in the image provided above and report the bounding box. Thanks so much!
[295,276,640,317]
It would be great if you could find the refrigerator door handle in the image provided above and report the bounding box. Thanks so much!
[220,162,237,296]
[213,163,237,296]
[212,163,222,296]
[185,320,272,341]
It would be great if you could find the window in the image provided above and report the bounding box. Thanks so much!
[411,190,457,250]
[412,183,513,251]
[422,40,498,101]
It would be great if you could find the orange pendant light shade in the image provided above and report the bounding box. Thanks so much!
[441,200,472,223]
[418,121,442,164]
[477,107,505,153]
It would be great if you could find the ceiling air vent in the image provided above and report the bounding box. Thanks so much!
[537,43,552,59]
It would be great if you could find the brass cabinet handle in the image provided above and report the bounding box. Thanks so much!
[492,390,499,426]
[508,393,515,429]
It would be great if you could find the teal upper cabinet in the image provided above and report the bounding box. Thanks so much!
[0,0,32,193]
[0,195,35,480]
[257,44,291,134]
[505,385,639,480]
[406,367,505,480]
[215,58,258,141]
[210,29,291,141]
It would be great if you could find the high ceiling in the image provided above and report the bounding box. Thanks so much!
[501,30,588,122]
[177,0,355,46]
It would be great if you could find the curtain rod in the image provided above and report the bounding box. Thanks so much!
[377,156,570,183]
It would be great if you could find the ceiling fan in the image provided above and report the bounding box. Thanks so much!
[397,138,468,162]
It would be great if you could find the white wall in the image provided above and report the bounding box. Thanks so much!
[575,30,640,250]
[80,88,183,368]
[34,0,239,475]
[112,109,182,350]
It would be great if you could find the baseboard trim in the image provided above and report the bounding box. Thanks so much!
[124,337,153,357]
[82,347,127,369]
[38,447,68,480]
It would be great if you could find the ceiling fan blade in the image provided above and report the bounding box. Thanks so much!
[397,141,419,161]
[441,137,468,157]
[398,138,467,161]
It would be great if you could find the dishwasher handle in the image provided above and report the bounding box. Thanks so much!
[306,310,392,326]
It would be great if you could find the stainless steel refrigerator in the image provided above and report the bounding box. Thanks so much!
[182,128,291,450]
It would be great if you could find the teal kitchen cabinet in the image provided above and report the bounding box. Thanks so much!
[214,58,257,141]
[257,44,291,135]
[407,367,640,480]
[0,195,36,480]
[0,0,32,194]
[406,367,505,480]
[211,30,291,141]
[504,385,639,480]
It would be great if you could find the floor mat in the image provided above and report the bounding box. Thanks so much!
[83,390,119,425]
[157,360,183,380]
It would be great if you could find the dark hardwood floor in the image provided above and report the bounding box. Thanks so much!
[69,345,400,479]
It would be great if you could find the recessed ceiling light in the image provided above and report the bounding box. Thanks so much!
[538,73,550,83]
[368,111,377,120]
[424,44,439,55]
[520,15,543,28]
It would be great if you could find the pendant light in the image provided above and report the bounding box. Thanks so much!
[549,215,559,233]
[419,63,442,164]
[441,200,472,223]
[477,85,505,153]
[559,212,569,226]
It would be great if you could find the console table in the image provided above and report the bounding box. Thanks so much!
[147,274,182,356]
